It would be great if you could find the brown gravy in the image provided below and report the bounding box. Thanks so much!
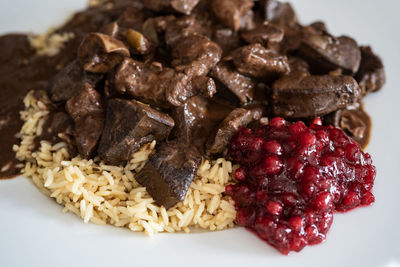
[0,5,114,179]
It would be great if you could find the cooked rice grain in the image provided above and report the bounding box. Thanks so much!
[14,91,237,235]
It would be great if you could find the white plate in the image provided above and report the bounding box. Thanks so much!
[1,1,399,266]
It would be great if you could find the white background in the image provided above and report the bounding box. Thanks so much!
[0,1,399,266]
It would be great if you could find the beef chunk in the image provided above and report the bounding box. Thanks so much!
[260,0,298,28]
[136,141,202,209]
[140,0,200,15]
[206,108,260,155]
[288,56,310,74]
[37,111,74,149]
[241,22,284,48]
[172,95,209,150]
[65,83,104,158]
[239,9,256,32]
[98,99,174,165]
[164,16,203,46]
[48,60,103,102]
[211,62,255,103]
[272,72,361,119]
[213,28,241,55]
[231,43,290,79]
[139,0,170,13]
[116,6,144,30]
[166,73,218,106]
[355,46,386,96]
[110,58,166,106]
[163,71,194,106]
[172,34,222,77]
[77,33,130,73]
[142,15,175,45]
[324,104,371,148]
[211,0,254,32]
[309,21,328,33]
[191,75,217,98]
[110,58,216,107]
[298,28,361,74]
[170,0,201,15]
[172,96,233,152]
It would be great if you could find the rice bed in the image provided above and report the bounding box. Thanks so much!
[14,91,237,235]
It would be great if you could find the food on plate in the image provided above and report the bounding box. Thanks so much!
[0,0,384,254]
[227,117,376,254]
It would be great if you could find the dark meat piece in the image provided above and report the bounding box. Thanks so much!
[110,58,165,106]
[213,28,241,55]
[355,46,386,96]
[324,104,371,148]
[258,0,301,53]
[110,58,216,107]
[166,73,218,106]
[142,15,175,45]
[172,34,222,77]
[170,0,201,15]
[65,83,104,158]
[163,71,193,106]
[116,6,144,30]
[164,16,203,46]
[288,56,310,74]
[172,96,233,152]
[77,33,130,73]
[298,28,361,74]
[272,72,361,119]
[139,0,170,13]
[33,106,77,158]
[211,0,254,32]
[260,0,298,28]
[140,0,200,15]
[191,75,217,98]
[136,141,202,209]
[231,43,290,79]
[211,62,255,104]
[48,60,103,102]
[206,108,260,155]
[172,95,209,150]
[241,22,284,48]
[309,21,328,33]
[240,9,256,32]
[98,99,174,165]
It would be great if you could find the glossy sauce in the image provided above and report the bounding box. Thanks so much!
[0,5,114,179]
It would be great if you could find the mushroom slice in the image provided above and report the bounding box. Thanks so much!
[78,33,130,73]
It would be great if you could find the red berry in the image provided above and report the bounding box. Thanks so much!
[234,168,246,182]
[298,131,317,147]
[270,117,286,128]
[345,143,361,163]
[313,192,333,211]
[263,155,283,175]
[288,216,304,232]
[236,207,256,226]
[289,121,307,136]
[249,137,265,151]
[263,140,283,155]
[265,201,283,216]
[311,118,322,126]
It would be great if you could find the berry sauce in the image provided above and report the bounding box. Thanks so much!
[226,117,376,254]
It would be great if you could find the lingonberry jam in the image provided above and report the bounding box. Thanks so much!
[226,117,376,254]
